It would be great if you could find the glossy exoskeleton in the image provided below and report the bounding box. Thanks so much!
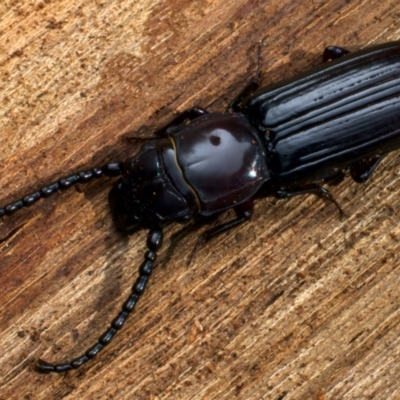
[2,40,400,373]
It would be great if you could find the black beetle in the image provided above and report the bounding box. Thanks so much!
[2,40,400,373]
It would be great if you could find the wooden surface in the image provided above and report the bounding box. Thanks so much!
[1,1,400,399]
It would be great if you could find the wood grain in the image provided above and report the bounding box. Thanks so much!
[1,1,400,399]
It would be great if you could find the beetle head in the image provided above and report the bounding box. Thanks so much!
[108,179,146,234]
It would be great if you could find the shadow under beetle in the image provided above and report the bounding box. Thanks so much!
[2,40,400,373]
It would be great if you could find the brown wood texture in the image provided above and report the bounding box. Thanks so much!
[1,1,400,399]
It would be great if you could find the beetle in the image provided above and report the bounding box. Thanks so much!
[2,40,400,373]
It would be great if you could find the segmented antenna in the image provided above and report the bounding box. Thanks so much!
[36,229,163,373]
[0,162,122,218]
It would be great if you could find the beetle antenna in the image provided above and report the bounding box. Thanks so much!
[35,229,163,373]
[0,162,123,218]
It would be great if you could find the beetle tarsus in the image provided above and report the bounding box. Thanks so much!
[275,184,346,217]
[350,155,386,183]
[187,203,253,266]
[323,45,350,62]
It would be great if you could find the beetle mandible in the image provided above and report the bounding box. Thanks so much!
[2,40,400,373]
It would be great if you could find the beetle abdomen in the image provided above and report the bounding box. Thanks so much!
[244,41,400,184]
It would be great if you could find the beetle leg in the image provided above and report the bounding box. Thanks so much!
[187,202,253,265]
[154,107,209,137]
[228,42,263,112]
[200,202,253,241]
[324,170,346,186]
[323,46,350,63]
[350,155,386,183]
[275,184,345,216]
[35,229,163,373]
[0,162,122,219]
[126,107,209,142]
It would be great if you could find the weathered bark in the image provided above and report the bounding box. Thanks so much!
[1,1,400,399]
